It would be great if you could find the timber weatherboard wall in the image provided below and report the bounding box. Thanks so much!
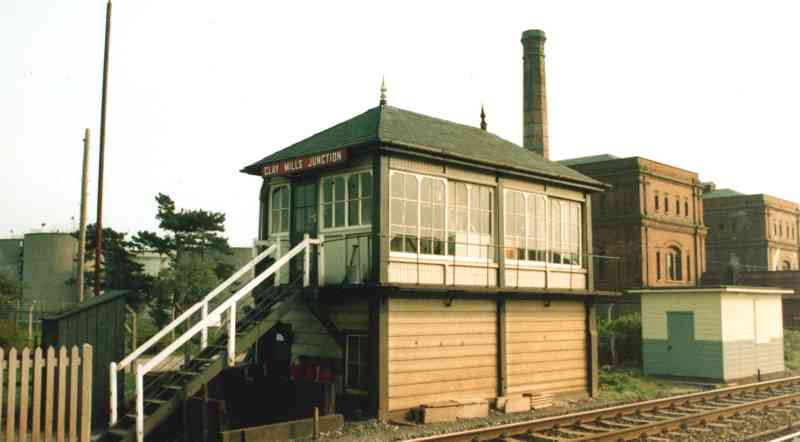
[505,299,588,395]
[638,287,789,381]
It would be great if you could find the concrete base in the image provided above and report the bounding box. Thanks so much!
[496,395,531,414]
[421,401,461,423]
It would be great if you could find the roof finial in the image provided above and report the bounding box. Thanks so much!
[380,76,387,106]
[480,103,487,131]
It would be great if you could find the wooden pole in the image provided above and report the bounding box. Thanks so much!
[78,129,90,303]
[94,0,112,297]
[313,406,319,440]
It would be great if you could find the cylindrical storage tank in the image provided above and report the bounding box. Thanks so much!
[22,233,79,312]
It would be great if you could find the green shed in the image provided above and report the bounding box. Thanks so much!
[633,286,791,382]
[42,290,129,427]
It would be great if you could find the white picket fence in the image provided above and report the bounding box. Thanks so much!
[1,345,93,442]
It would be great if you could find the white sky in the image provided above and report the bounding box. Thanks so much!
[2,1,799,246]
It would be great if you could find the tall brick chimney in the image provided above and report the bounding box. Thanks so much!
[521,29,549,159]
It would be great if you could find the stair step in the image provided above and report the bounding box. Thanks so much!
[145,398,168,405]
[163,385,182,391]
[178,371,199,376]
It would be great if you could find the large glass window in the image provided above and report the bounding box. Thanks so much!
[450,183,493,258]
[390,172,419,253]
[549,199,581,265]
[390,172,493,259]
[503,190,546,262]
[270,185,290,234]
[421,178,446,255]
[322,171,372,228]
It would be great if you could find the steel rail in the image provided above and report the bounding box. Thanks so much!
[402,375,800,442]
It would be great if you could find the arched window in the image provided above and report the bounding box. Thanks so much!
[782,261,792,271]
[667,246,683,281]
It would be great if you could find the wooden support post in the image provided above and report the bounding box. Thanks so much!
[29,303,35,345]
[228,304,237,367]
[497,296,508,397]
[587,300,599,397]
[313,406,319,440]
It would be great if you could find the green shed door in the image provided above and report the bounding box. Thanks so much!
[666,311,695,376]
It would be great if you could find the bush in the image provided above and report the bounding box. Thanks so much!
[785,329,800,371]
[0,320,24,349]
[598,313,642,367]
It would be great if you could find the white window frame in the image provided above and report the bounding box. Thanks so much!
[345,334,368,394]
[389,170,495,264]
[547,198,583,268]
[269,184,291,235]
[504,189,549,267]
[319,169,373,232]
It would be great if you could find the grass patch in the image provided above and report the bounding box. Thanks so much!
[599,367,700,402]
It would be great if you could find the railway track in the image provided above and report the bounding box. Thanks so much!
[403,376,800,442]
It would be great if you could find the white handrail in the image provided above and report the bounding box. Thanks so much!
[117,243,277,371]
[110,242,276,426]
[131,237,321,442]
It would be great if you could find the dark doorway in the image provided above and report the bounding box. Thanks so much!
[291,179,318,282]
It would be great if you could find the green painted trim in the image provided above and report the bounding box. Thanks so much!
[643,338,724,380]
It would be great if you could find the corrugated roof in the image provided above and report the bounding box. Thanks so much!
[242,105,603,188]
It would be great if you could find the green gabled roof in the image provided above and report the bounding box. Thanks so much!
[241,105,603,188]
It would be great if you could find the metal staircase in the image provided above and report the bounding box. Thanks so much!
[100,235,324,442]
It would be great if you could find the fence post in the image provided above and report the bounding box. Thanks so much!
[110,362,118,425]
[227,304,237,367]
[81,344,93,442]
[32,348,43,442]
[28,303,35,346]
[303,233,311,287]
[69,346,79,441]
[19,347,31,441]
[7,348,17,442]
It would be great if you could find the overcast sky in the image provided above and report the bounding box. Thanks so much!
[2,1,799,246]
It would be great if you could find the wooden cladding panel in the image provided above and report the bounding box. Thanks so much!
[282,305,341,358]
[328,299,369,332]
[387,298,496,411]
[505,300,588,396]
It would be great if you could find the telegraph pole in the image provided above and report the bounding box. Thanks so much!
[94,0,112,297]
[78,129,90,303]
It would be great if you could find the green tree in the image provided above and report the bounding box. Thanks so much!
[0,269,23,303]
[72,224,154,308]
[134,194,233,329]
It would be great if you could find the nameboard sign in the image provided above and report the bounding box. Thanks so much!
[262,149,349,177]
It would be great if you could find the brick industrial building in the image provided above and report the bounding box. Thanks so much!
[560,155,707,291]
[703,183,800,278]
